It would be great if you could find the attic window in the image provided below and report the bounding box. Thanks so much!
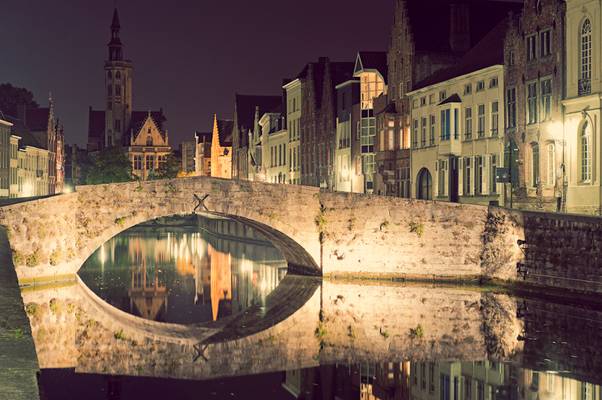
[147,128,151,134]
[146,136,153,146]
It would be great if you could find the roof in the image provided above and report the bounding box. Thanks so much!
[87,109,167,146]
[355,51,388,81]
[217,119,234,147]
[296,58,354,109]
[400,0,521,54]
[439,93,462,105]
[130,111,166,135]
[3,115,43,149]
[195,131,212,142]
[21,108,50,132]
[412,16,509,91]
[234,94,281,132]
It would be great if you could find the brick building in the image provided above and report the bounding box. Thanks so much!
[504,0,566,212]
[298,57,354,189]
[382,0,522,199]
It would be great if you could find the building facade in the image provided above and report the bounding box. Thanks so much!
[283,79,302,185]
[127,112,171,180]
[334,79,364,193]
[193,131,212,176]
[408,19,508,206]
[210,115,233,179]
[259,111,288,184]
[231,94,281,181]
[562,0,602,214]
[504,0,566,212]
[180,139,197,175]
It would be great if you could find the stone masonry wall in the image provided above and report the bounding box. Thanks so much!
[2,176,602,294]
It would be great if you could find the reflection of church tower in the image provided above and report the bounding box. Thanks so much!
[105,8,133,147]
[200,244,233,321]
[128,259,168,321]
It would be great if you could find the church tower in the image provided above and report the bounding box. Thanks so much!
[104,8,133,147]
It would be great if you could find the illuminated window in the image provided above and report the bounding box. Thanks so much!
[580,121,592,182]
[580,19,592,84]
[531,143,540,187]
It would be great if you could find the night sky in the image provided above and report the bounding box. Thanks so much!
[3,0,392,147]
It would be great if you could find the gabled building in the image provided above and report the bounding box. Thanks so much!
[258,108,288,184]
[407,18,508,206]
[298,57,354,189]
[334,78,363,193]
[283,79,302,185]
[353,51,388,193]
[87,8,171,180]
[231,94,281,181]
[210,114,234,179]
[385,0,522,199]
[505,0,566,212]
[193,131,212,177]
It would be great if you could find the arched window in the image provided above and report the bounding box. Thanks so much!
[580,19,592,94]
[116,71,121,80]
[580,120,592,182]
[531,142,540,187]
[546,142,556,186]
[416,168,432,200]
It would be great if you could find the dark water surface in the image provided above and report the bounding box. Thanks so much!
[30,216,602,399]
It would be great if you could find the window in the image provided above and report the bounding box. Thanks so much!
[412,119,419,148]
[490,154,498,194]
[463,157,471,195]
[540,30,552,57]
[580,121,592,182]
[532,142,540,187]
[527,34,537,61]
[116,71,121,80]
[580,19,592,95]
[439,90,447,101]
[508,50,515,66]
[507,88,517,128]
[421,117,427,147]
[388,128,394,150]
[420,97,426,106]
[412,99,418,109]
[547,143,555,186]
[491,101,499,136]
[429,115,435,145]
[146,136,153,146]
[438,160,447,197]
[477,104,485,137]
[489,77,498,89]
[476,81,485,92]
[429,94,435,104]
[114,119,121,132]
[441,109,450,140]
[475,156,483,195]
[464,84,472,95]
[541,78,552,121]
[145,155,154,171]
[527,82,538,124]
[115,85,121,96]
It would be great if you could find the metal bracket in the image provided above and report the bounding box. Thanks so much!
[192,342,209,363]
[193,194,209,214]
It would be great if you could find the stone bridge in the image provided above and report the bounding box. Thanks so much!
[1,176,602,294]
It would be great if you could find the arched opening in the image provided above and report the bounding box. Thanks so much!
[579,119,592,182]
[580,18,592,95]
[531,142,540,187]
[416,168,432,200]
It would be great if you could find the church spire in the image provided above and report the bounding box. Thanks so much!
[108,8,123,61]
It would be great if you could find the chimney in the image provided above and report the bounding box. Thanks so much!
[449,3,470,53]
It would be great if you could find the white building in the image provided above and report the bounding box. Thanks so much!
[258,112,288,184]
[283,79,301,185]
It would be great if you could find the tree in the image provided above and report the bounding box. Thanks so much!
[83,147,133,185]
[0,83,39,117]
[153,153,181,180]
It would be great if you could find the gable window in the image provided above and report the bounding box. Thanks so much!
[541,78,552,121]
[476,81,485,92]
[531,143,540,187]
[540,30,552,57]
[477,104,485,137]
[465,107,472,140]
[491,101,499,136]
[580,120,592,182]
[527,34,537,61]
[507,88,517,128]
[146,136,153,146]
[527,82,538,124]
[580,19,592,95]
[429,115,435,145]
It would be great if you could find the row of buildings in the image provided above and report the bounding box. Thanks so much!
[0,99,64,198]
[184,0,602,215]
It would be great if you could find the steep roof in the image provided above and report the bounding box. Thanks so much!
[296,59,354,109]
[4,115,43,149]
[355,51,388,81]
[412,16,509,91]
[130,111,166,135]
[217,119,234,147]
[234,94,281,132]
[405,0,521,54]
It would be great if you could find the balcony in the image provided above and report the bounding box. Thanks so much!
[579,78,591,96]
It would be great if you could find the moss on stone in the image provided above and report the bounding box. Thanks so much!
[25,248,41,267]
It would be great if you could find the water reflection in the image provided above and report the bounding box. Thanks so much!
[78,215,288,324]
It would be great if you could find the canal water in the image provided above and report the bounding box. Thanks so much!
[24,215,602,399]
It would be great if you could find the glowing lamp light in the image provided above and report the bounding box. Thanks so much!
[63,185,73,194]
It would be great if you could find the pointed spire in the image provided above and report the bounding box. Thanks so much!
[111,8,120,29]
[108,7,123,61]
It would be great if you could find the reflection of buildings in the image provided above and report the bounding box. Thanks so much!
[95,215,287,323]
[286,362,602,400]
[128,259,168,321]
